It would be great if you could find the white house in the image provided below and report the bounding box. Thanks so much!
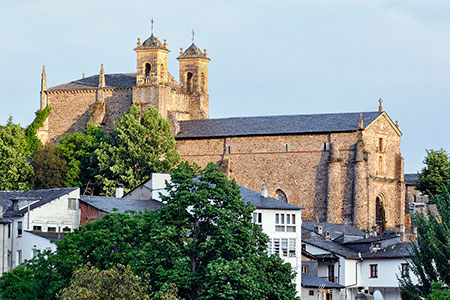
[0,187,80,272]
[302,222,416,300]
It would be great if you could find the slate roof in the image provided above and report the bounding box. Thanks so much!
[1,188,78,217]
[404,173,419,186]
[238,186,303,210]
[178,43,209,60]
[302,221,366,240]
[176,112,383,139]
[304,239,359,258]
[80,196,164,213]
[302,273,344,289]
[362,242,412,259]
[48,73,136,91]
[342,235,399,245]
[27,231,67,242]
[141,34,165,49]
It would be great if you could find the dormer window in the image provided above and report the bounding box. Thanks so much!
[145,63,151,77]
[12,201,19,211]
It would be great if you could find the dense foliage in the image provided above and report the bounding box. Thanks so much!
[0,118,34,190]
[30,143,69,189]
[0,163,298,300]
[24,106,51,154]
[416,149,450,197]
[399,188,450,299]
[58,264,152,300]
[428,282,450,300]
[58,124,109,195]
[96,105,179,196]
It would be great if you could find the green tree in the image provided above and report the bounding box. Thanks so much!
[0,118,34,190]
[428,282,450,300]
[416,149,450,196]
[135,162,299,300]
[30,143,69,189]
[399,189,450,299]
[58,124,108,195]
[58,264,151,300]
[96,105,179,196]
[0,163,298,300]
[24,106,51,155]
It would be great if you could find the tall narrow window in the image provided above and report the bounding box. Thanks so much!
[145,63,151,77]
[160,63,164,79]
[328,265,335,282]
[17,221,22,237]
[281,238,288,257]
[370,264,378,278]
[378,137,384,152]
[186,72,193,93]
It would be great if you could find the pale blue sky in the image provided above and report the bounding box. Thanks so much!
[1,0,449,173]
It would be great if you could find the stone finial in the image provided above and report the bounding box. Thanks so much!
[41,65,47,91]
[358,113,364,129]
[82,73,85,79]
[378,98,383,112]
[99,64,105,88]
[137,37,141,47]
[163,39,167,49]
[395,120,399,128]
[180,48,183,55]
[204,49,207,56]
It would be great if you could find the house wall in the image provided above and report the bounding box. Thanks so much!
[79,202,107,226]
[0,223,11,275]
[256,208,302,297]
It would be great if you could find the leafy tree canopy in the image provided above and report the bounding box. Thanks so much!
[24,106,51,155]
[96,105,180,196]
[0,117,34,190]
[58,124,109,195]
[416,149,450,196]
[428,282,450,300]
[0,163,298,300]
[30,143,69,189]
[58,264,152,300]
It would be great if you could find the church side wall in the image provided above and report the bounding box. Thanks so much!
[46,88,132,142]
[176,132,360,222]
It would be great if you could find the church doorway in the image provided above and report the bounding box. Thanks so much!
[375,195,387,233]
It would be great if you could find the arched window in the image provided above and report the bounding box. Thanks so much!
[276,189,288,203]
[186,72,193,93]
[145,63,151,77]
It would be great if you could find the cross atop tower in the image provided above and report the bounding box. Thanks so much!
[192,29,195,42]
[151,18,154,34]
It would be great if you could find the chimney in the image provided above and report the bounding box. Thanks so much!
[314,225,323,235]
[261,184,268,198]
[325,231,331,240]
[115,187,124,198]
[0,205,3,218]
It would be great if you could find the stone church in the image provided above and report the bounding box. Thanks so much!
[37,30,406,233]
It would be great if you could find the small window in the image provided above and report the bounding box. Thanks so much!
[281,238,288,257]
[302,264,309,274]
[63,227,71,233]
[13,201,19,211]
[276,189,288,203]
[370,264,378,278]
[273,239,280,255]
[301,243,306,251]
[33,226,42,232]
[17,221,22,237]
[48,227,57,233]
[8,223,11,238]
[322,142,330,151]
[68,198,76,210]
[227,145,232,154]
[289,238,296,257]
[309,290,314,296]
[401,263,409,274]
[285,144,290,152]
[252,212,262,225]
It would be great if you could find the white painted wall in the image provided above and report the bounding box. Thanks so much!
[124,173,171,201]
[256,208,302,297]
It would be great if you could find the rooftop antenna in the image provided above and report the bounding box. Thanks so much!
[192,28,195,43]
[151,18,154,35]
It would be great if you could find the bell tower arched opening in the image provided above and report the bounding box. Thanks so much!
[145,63,151,77]
[186,72,193,93]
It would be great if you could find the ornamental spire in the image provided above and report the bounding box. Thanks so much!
[378,98,383,112]
[99,64,105,88]
[358,113,364,129]
[41,65,47,91]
